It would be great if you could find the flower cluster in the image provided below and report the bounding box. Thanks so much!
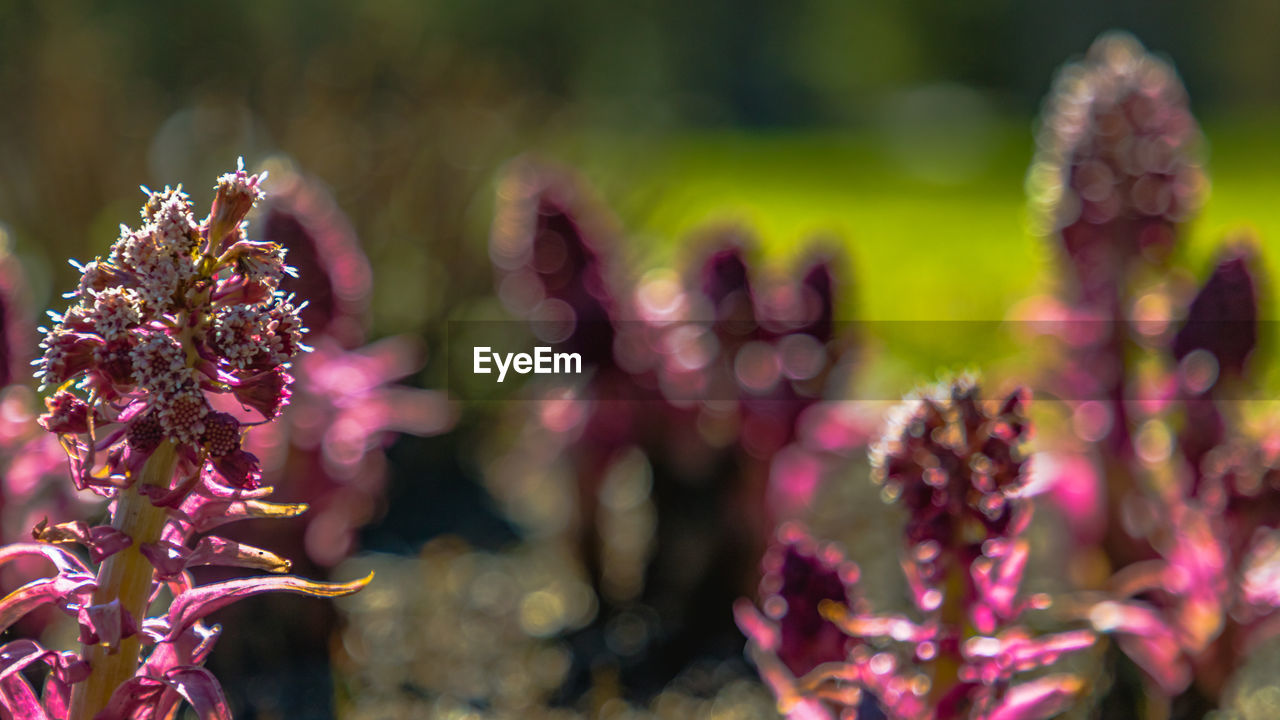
[1026,31,1280,715]
[739,379,1095,720]
[1029,31,1204,301]
[1025,32,1206,490]
[37,162,300,490]
[1093,245,1280,702]
[487,158,853,692]
[1,162,369,720]
[733,524,864,719]
[1017,33,1206,576]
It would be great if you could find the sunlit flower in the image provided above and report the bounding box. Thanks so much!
[741,379,1095,720]
[1,163,369,720]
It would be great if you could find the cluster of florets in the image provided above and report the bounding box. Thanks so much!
[487,159,849,697]
[34,160,304,492]
[734,525,864,719]
[0,164,371,720]
[741,380,1095,720]
[1029,32,1205,301]
[870,377,1032,603]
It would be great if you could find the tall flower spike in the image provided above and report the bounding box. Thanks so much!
[487,160,852,702]
[8,165,371,720]
[1026,32,1208,582]
[742,378,1095,720]
[869,377,1032,618]
[1030,31,1205,301]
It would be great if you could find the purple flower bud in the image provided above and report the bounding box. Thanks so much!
[870,378,1031,597]
[1032,32,1205,302]
[1173,242,1259,379]
[798,260,835,343]
[205,158,266,251]
[38,392,94,435]
[701,245,757,335]
[230,366,293,421]
[753,524,860,677]
[491,159,620,367]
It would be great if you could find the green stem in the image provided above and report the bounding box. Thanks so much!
[929,546,974,718]
[68,442,178,720]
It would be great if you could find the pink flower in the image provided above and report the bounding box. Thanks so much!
[1,163,370,720]
[740,379,1095,720]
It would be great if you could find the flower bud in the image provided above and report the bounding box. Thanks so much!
[206,158,266,251]
[1031,32,1205,302]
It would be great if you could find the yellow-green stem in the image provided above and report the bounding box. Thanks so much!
[68,442,178,720]
[929,550,973,716]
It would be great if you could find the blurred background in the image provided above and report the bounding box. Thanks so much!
[2,2,1280,718]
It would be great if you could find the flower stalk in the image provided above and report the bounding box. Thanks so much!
[70,442,176,720]
[0,161,371,720]
[739,378,1096,720]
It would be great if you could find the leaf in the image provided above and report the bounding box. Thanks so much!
[734,598,779,652]
[0,542,91,576]
[0,672,49,720]
[32,520,133,563]
[984,675,1085,720]
[144,622,222,676]
[141,537,291,578]
[153,666,231,720]
[77,600,138,650]
[1091,600,1189,694]
[1242,528,1280,608]
[93,675,165,720]
[164,572,372,640]
[0,574,95,635]
[0,639,53,680]
[182,498,308,535]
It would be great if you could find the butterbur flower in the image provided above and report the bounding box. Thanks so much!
[740,378,1094,720]
[869,378,1032,614]
[489,159,848,695]
[1,163,370,720]
[1030,31,1204,301]
[1173,242,1260,482]
[733,524,863,719]
[205,159,266,253]
[1025,33,1208,583]
[1029,31,1203,447]
[1091,245,1280,704]
[491,157,620,368]
[1172,242,1259,380]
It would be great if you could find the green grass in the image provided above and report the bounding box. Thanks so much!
[542,114,1280,388]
